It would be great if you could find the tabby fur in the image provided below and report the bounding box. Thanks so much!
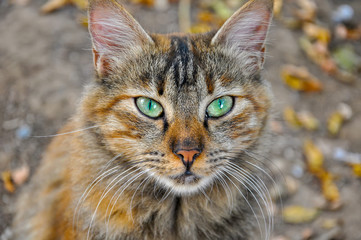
[12,0,274,239]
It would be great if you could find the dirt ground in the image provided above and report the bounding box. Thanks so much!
[0,0,360,239]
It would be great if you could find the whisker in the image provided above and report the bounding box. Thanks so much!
[221,172,263,240]
[129,174,153,216]
[105,170,148,236]
[227,161,273,238]
[214,171,234,213]
[73,165,120,227]
[33,124,104,138]
[243,151,284,209]
[225,165,270,240]
[87,166,140,240]
[159,187,173,203]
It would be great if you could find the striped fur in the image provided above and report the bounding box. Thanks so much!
[12,0,274,239]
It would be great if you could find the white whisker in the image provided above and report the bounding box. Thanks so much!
[33,125,103,138]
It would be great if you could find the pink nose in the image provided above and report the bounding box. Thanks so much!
[175,149,201,168]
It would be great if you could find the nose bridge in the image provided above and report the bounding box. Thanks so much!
[172,118,204,150]
[167,116,204,153]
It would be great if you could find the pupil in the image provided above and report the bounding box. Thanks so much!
[148,100,152,111]
[218,99,224,109]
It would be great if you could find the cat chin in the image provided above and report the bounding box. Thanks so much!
[156,174,214,196]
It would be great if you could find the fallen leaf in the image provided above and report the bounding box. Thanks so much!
[327,112,344,136]
[304,140,341,203]
[11,165,30,186]
[41,0,68,13]
[283,107,319,131]
[273,0,283,17]
[304,139,324,175]
[302,228,314,239]
[299,37,338,75]
[351,164,361,177]
[321,172,340,203]
[130,0,154,7]
[72,0,88,9]
[332,45,360,73]
[78,15,88,28]
[328,103,353,136]
[281,65,322,92]
[190,23,212,34]
[282,205,318,224]
[322,218,340,230]
[335,70,357,84]
[335,23,361,40]
[210,0,232,21]
[41,0,88,13]
[298,111,319,131]
[294,0,316,22]
[198,11,215,24]
[1,171,15,193]
[303,23,331,44]
[283,107,302,129]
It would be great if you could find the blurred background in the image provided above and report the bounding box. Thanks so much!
[0,0,360,239]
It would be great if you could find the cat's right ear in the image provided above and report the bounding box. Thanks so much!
[211,0,273,73]
[88,0,153,77]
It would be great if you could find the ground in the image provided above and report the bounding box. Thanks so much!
[0,0,360,239]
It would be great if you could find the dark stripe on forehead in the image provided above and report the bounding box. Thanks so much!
[170,36,193,88]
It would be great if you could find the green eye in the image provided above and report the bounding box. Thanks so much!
[206,96,234,118]
[136,97,164,118]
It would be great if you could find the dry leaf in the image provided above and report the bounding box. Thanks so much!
[332,45,360,73]
[78,15,88,28]
[299,37,338,75]
[351,164,361,177]
[72,0,88,9]
[283,107,319,131]
[303,23,330,44]
[327,112,344,136]
[190,23,212,34]
[41,0,88,13]
[294,0,316,22]
[298,111,319,131]
[322,218,340,230]
[302,228,314,239]
[321,172,340,203]
[273,0,283,17]
[335,24,361,40]
[304,139,324,175]
[198,11,215,24]
[282,205,318,224]
[328,103,353,135]
[283,107,302,129]
[304,140,341,203]
[210,0,232,21]
[1,171,15,193]
[11,165,30,186]
[281,65,322,92]
[130,0,154,7]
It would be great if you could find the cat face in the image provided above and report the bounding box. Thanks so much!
[84,0,273,195]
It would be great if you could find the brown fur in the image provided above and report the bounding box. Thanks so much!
[12,0,274,239]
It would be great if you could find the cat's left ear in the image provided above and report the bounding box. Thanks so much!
[88,0,154,77]
[211,0,273,72]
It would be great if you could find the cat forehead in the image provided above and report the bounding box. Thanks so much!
[153,34,202,91]
[141,34,251,96]
[106,32,258,104]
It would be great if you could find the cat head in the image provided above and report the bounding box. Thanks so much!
[85,0,273,195]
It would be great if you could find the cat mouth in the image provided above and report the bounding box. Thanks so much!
[169,171,200,185]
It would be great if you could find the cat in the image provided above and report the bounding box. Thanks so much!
[12,0,274,239]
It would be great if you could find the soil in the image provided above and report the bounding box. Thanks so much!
[0,0,360,239]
